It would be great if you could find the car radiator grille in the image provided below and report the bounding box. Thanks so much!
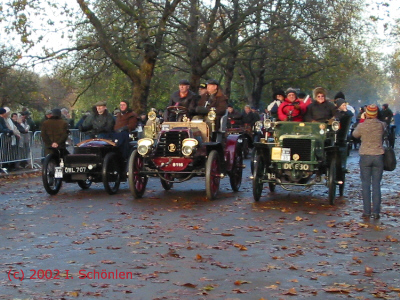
[155,131,189,157]
[282,138,312,161]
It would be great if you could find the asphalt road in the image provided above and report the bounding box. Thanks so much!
[1,146,400,300]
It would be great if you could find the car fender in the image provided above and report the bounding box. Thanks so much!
[224,134,243,172]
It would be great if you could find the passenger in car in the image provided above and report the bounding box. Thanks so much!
[277,88,307,121]
[304,87,337,123]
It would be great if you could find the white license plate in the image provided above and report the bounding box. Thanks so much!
[282,163,310,170]
[64,166,87,173]
[55,167,63,178]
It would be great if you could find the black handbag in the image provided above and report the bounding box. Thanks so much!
[383,147,396,171]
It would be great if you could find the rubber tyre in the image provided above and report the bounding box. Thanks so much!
[128,150,148,198]
[42,154,62,195]
[205,150,221,200]
[102,152,121,195]
[229,144,243,192]
[328,156,337,205]
[160,173,173,190]
[252,154,264,202]
[339,173,345,196]
[77,179,92,190]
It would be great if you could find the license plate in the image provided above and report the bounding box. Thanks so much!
[282,163,310,170]
[64,166,87,173]
[55,167,63,178]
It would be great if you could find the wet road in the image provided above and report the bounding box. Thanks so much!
[1,147,400,299]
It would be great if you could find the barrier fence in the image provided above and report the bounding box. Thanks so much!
[0,129,84,174]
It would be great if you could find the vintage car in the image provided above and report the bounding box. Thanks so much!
[251,119,349,205]
[42,139,127,195]
[225,119,262,158]
[128,107,244,200]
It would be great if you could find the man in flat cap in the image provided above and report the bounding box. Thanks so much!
[80,100,115,139]
[166,79,197,121]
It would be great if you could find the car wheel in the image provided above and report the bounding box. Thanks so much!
[42,154,62,195]
[229,143,243,192]
[77,179,92,190]
[128,150,148,198]
[328,156,337,205]
[102,152,121,195]
[205,150,221,200]
[252,154,264,202]
[339,173,345,196]
[160,173,173,190]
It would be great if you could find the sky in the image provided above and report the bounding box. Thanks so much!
[1,0,400,73]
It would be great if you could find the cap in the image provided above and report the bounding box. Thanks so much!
[179,79,190,85]
[94,100,107,106]
[286,88,297,96]
[0,108,6,114]
[199,83,207,89]
[51,108,62,118]
[206,79,219,86]
[334,91,345,100]
[336,98,346,108]
[365,104,378,118]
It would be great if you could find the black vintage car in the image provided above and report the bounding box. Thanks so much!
[252,119,350,205]
[42,139,127,195]
[128,107,244,200]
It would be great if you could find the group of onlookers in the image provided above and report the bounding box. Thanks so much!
[0,107,35,170]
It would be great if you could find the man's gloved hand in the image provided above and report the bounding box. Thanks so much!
[293,103,301,110]
[327,117,335,125]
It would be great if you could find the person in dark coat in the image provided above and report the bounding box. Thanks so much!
[41,108,69,156]
[241,105,258,127]
[80,101,115,139]
[304,87,337,123]
[113,100,138,159]
[196,79,228,131]
[166,79,197,121]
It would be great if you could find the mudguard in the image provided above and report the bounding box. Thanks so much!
[224,134,243,172]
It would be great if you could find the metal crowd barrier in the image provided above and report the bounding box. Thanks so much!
[0,129,84,174]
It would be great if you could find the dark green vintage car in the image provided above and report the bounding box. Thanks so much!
[251,119,349,205]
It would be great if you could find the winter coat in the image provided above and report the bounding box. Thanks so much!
[41,116,69,156]
[114,110,138,132]
[352,118,385,156]
[81,109,115,135]
[277,98,307,121]
[304,100,337,123]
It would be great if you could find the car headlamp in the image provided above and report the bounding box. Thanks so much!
[208,108,217,121]
[264,118,272,129]
[137,138,154,155]
[331,121,340,132]
[181,138,198,156]
[148,110,157,121]
[255,121,263,132]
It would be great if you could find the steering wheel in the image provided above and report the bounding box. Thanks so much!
[167,106,187,115]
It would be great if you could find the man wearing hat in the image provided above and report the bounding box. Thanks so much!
[166,79,197,121]
[196,79,228,130]
[198,83,208,97]
[81,100,115,139]
[41,108,69,157]
[277,88,306,121]
[267,90,285,120]
[304,87,337,123]
[379,103,393,127]
[352,104,386,220]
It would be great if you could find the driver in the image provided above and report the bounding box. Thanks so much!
[166,79,196,121]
